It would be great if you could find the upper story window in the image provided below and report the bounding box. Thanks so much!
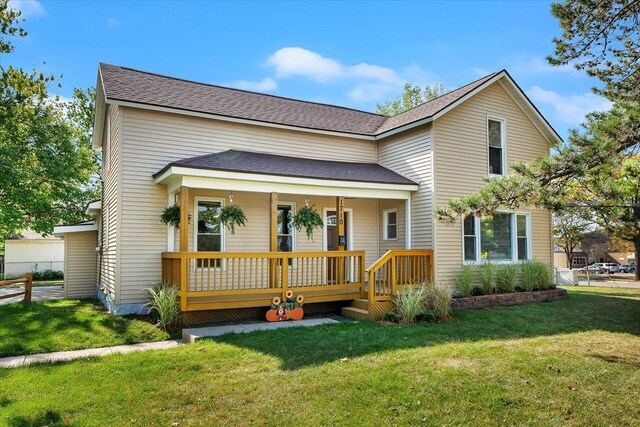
[488,118,505,176]
[463,212,530,263]
[383,209,397,240]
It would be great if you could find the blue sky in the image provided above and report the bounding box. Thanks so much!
[6,0,613,140]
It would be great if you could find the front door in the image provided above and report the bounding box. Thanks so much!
[326,211,349,282]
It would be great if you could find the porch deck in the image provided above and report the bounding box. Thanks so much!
[161,249,434,319]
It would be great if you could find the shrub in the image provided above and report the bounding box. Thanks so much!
[453,265,475,297]
[415,311,436,323]
[393,285,428,322]
[477,262,497,294]
[520,260,553,291]
[495,264,518,293]
[382,312,400,323]
[31,270,64,281]
[424,283,452,321]
[145,282,180,330]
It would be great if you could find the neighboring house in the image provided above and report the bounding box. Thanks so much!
[55,63,559,322]
[553,231,636,268]
[3,230,64,278]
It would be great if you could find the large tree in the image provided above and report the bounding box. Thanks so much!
[554,207,593,268]
[376,83,446,116]
[434,0,640,219]
[0,0,99,244]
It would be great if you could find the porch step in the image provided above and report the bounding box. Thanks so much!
[341,306,369,321]
[351,298,369,310]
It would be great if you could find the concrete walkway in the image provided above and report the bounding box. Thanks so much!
[0,340,182,368]
[0,285,63,305]
[0,317,344,368]
[182,317,342,343]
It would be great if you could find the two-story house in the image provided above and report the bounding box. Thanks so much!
[54,63,560,323]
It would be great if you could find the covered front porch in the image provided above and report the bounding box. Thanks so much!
[154,150,433,317]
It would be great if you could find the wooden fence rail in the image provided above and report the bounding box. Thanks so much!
[161,251,365,311]
[0,273,33,303]
[366,250,434,305]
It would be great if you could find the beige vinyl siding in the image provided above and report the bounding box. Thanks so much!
[118,107,378,304]
[64,231,98,298]
[379,200,405,252]
[100,105,120,300]
[433,82,552,284]
[377,126,433,248]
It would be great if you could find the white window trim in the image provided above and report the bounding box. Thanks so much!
[487,116,507,177]
[277,201,297,253]
[462,211,532,265]
[194,197,226,269]
[383,208,398,240]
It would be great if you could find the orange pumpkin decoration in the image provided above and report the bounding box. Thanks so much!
[290,307,304,321]
[266,309,278,322]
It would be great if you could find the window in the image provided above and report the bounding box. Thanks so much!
[480,213,512,261]
[516,214,529,260]
[195,199,223,267]
[277,203,295,252]
[463,212,530,263]
[572,257,586,266]
[384,209,397,240]
[488,118,505,175]
[463,215,477,262]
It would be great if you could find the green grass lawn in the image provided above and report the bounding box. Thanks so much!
[0,299,169,357]
[1,286,639,426]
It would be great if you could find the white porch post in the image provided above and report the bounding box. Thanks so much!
[167,192,175,251]
[405,197,412,249]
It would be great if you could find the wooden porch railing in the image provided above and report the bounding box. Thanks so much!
[0,273,33,303]
[366,250,434,305]
[161,251,365,311]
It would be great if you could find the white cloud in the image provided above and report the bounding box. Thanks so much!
[348,83,400,102]
[229,77,277,92]
[528,86,613,124]
[264,47,437,102]
[513,56,576,74]
[266,47,343,82]
[9,0,45,17]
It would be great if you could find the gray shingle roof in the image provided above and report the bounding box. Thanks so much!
[99,63,500,137]
[154,150,418,186]
[99,63,387,135]
[374,72,499,134]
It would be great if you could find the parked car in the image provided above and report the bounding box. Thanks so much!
[579,264,605,274]
[601,263,621,274]
[619,264,636,273]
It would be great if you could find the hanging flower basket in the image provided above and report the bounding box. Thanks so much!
[219,203,247,234]
[160,204,182,229]
[292,204,323,240]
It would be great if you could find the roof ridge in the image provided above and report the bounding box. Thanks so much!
[375,70,501,131]
[99,63,387,118]
[179,148,384,166]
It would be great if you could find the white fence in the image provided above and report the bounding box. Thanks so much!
[0,261,64,279]
[555,268,579,286]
